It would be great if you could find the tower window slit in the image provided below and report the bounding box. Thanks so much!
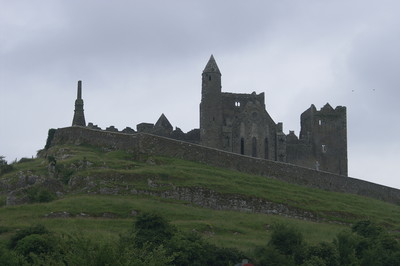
[252,137,257,157]
[264,138,269,159]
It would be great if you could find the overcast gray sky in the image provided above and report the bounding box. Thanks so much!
[1,0,399,188]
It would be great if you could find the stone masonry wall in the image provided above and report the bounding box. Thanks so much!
[51,126,140,152]
[51,126,400,204]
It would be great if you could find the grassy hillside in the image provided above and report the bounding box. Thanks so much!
[0,144,399,253]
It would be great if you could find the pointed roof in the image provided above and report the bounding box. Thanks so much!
[155,113,173,131]
[321,103,334,112]
[203,54,221,74]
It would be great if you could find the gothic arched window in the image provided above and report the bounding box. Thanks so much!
[240,138,245,155]
[252,137,257,157]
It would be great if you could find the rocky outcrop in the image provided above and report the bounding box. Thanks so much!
[138,186,319,222]
[67,175,319,221]
[3,171,64,205]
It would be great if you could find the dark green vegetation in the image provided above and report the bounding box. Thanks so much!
[0,215,399,265]
[0,213,244,265]
[253,220,400,265]
[1,144,400,264]
[0,156,14,176]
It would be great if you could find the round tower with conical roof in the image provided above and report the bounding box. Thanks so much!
[200,55,223,148]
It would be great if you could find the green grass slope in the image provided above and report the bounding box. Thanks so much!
[0,144,399,252]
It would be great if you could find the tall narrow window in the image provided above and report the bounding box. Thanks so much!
[264,138,269,159]
[252,137,257,157]
[224,136,230,148]
[240,138,245,155]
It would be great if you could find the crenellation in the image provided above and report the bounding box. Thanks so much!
[121,127,136,134]
[105,126,118,132]
[136,123,154,133]
[87,122,101,130]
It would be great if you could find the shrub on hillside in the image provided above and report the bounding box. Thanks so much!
[350,220,400,265]
[26,187,56,203]
[253,221,400,266]
[15,234,55,257]
[124,212,247,265]
[4,220,247,266]
[0,156,14,176]
[131,212,176,248]
[168,231,246,266]
[303,242,339,266]
[254,245,294,266]
[7,224,59,264]
[9,224,50,249]
[17,157,34,164]
[267,222,306,264]
[0,246,25,266]
[351,220,384,239]
[54,163,76,185]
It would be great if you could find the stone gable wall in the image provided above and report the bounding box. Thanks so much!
[51,126,400,204]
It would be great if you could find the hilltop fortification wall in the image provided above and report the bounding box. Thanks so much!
[51,126,400,204]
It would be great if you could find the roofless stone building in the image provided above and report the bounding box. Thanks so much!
[70,55,347,176]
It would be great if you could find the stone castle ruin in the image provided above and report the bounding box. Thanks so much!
[72,55,347,176]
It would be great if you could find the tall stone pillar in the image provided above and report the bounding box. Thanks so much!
[72,80,86,127]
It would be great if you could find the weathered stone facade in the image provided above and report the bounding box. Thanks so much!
[135,114,201,144]
[290,104,347,175]
[199,55,347,176]
[68,55,347,176]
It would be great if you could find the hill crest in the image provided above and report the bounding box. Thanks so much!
[47,126,400,204]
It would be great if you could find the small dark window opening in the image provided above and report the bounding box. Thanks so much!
[264,138,269,159]
[212,117,215,121]
[209,76,211,81]
[252,137,257,157]
[224,136,230,147]
[240,138,245,155]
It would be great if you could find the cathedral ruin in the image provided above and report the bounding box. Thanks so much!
[71,55,348,176]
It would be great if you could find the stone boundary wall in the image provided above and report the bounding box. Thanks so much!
[51,126,140,152]
[51,126,400,204]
